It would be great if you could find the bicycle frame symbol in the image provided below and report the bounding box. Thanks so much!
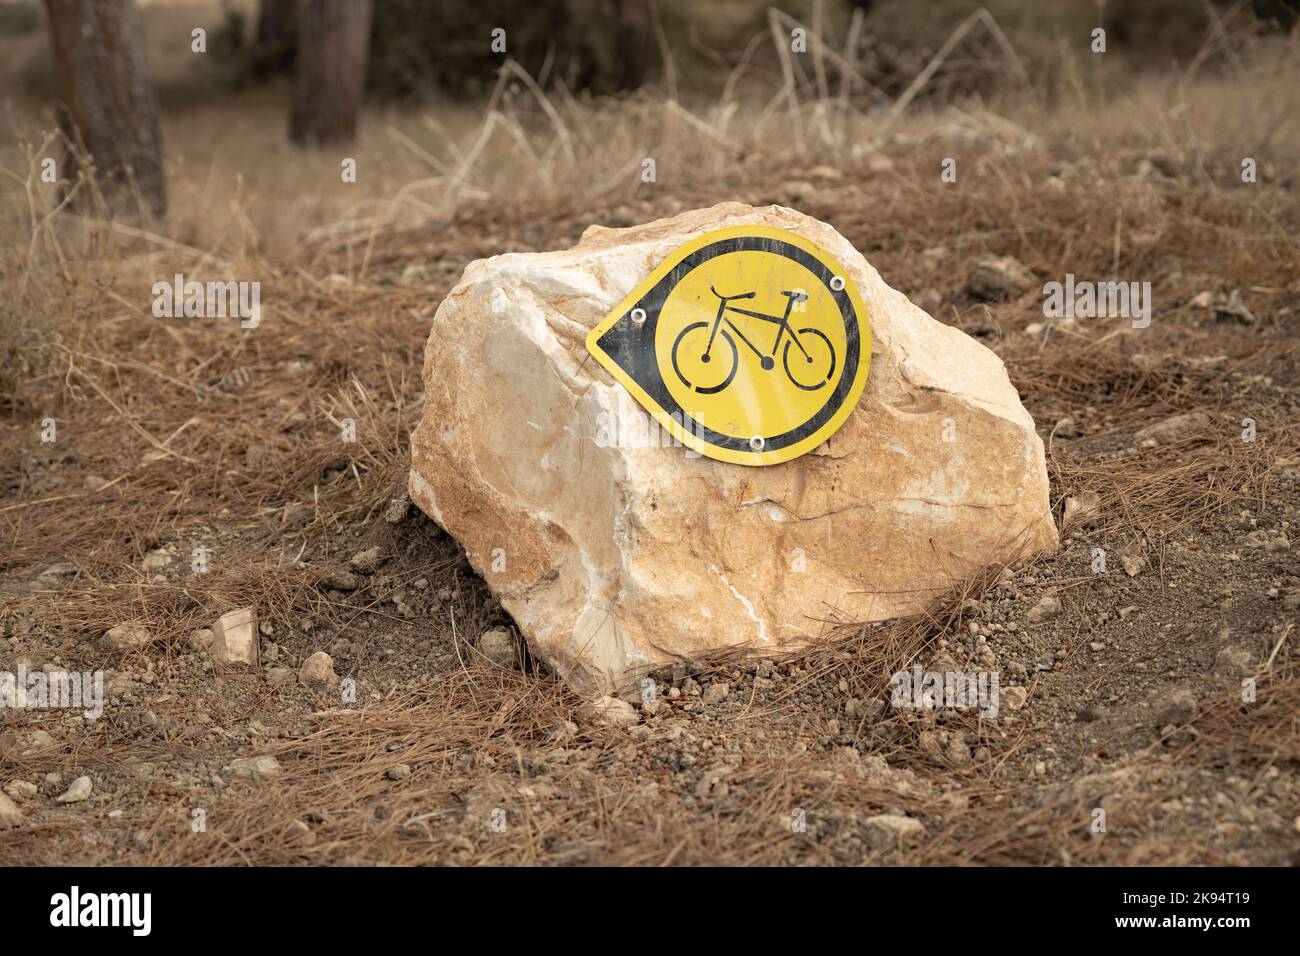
[670,286,838,395]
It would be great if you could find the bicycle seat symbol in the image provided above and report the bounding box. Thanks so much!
[669,286,838,395]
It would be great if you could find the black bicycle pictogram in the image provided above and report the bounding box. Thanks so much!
[670,286,838,394]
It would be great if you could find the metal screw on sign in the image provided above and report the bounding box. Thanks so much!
[631,307,647,326]
[830,275,845,292]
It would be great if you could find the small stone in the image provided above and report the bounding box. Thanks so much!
[320,569,360,591]
[141,548,172,572]
[187,628,215,652]
[99,623,151,652]
[1026,594,1061,623]
[476,628,518,669]
[0,729,57,759]
[1062,492,1101,529]
[1119,549,1146,577]
[56,775,93,804]
[299,651,340,690]
[0,791,22,827]
[945,732,972,765]
[212,607,259,667]
[863,814,925,844]
[383,492,411,524]
[1001,685,1029,711]
[1134,412,1212,447]
[1243,530,1290,552]
[583,695,639,728]
[350,547,385,573]
[1154,689,1198,727]
[702,682,731,704]
[1212,645,1252,677]
[3,780,38,801]
[266,667,295,685]
[387,764,412,781]
[966,255,1034,301]
[225,756,282,780]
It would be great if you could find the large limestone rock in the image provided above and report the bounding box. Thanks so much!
[409,202,1056,696]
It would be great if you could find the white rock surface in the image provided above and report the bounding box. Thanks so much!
[582,695,640,728]
[863,813,926,843]
[211,607,259,667]
[476,628,518,669]
[408,202,1056,695]
[0,790,22,827]
[298,651,339,690]
[225,756,282,780]
[3,780,38,802]
[99,622,151,652]
[56,775,93,804]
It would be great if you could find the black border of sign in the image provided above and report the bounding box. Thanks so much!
[593,236,861,453]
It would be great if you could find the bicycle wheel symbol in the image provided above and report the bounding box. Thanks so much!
[783,328,837,391]
[671,321,739,394]
[586,225,871,465]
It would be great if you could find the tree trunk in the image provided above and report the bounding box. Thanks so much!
[43,0,166,217]
[289,0,373,147]
[252,0,297,80]
[613,0,653,90]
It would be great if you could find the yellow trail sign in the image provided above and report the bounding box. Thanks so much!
[586,225,871,465]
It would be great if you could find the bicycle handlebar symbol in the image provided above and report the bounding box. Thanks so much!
[669,286,838,395]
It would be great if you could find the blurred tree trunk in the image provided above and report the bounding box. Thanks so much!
[252,0,297,80]
[289,0,373,146]
[43,0,166,216]
[614,0,653,90]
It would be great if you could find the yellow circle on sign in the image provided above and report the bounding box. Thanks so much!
[654,249,847,444]
[586,225,871,466]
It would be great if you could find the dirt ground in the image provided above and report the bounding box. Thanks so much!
[3,18,1300,865]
